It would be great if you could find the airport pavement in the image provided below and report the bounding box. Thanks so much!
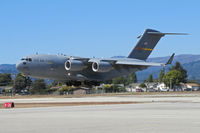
[1,93,200,104]
[1,94,200,133]
[1,103,200,133]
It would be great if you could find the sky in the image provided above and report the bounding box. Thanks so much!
[0,0,200,64]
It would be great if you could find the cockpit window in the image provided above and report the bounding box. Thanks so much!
[21,58,32,62]
[28,58,32,62]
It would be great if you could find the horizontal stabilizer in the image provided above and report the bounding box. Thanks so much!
[148,32,188,36]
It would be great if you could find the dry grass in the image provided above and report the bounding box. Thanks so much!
[0,101,144,109]
[0,91,200,99]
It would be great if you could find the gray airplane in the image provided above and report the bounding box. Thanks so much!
[16,29,185,86]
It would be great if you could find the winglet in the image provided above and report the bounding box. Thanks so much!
[165,53,175,65]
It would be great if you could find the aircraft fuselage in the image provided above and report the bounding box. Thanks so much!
[16,54,145,83]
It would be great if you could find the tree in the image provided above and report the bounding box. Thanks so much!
[112,76,126,85]
[112,73,137,86]
[13,74,32,93]
[52,80,59,86]
[139,83,147,88]
[159,69,165,82]
[57,85,73,95]
[169,62,187,83]
[0,73,12,86]
[14,73,26,93]
[113,84,126,92]
[127,72,137,85]
[102,84,113,93]
[30,79,47,94]
[51,80,65,86]
[25,77,32,87]
[147,74,153,82]
[163,70,182,90]
[102,84,125,93]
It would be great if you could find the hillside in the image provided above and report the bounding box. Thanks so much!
[137,54,200,81]
[0,64,17,74]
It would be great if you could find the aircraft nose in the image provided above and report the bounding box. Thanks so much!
[16,62,23,72]
[16,61,30,75]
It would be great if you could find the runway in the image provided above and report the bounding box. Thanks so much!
[0,93,200,133]
[0,94,200,133]
[1,93,200,133]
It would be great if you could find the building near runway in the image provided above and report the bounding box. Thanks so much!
[125,82,168,92]
[180,83,200,91]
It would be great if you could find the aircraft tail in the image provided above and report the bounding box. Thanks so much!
[127,29,187,60]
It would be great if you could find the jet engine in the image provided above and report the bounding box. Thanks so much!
[92,61,112,72]
[65,60,86,71]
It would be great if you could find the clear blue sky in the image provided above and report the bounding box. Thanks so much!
[0,0,199,64]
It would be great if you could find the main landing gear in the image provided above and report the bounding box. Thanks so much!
[66,81,100,87]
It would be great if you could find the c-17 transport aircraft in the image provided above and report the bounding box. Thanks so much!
[16,29,186,86]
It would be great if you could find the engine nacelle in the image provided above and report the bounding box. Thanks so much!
[65,60,86,71]
[92,61,112,72]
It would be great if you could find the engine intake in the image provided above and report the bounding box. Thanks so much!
[65,60,86,71]
[92,61,112,72]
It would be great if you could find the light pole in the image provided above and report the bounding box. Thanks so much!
[170,78,172,91]
[13,74,16,96]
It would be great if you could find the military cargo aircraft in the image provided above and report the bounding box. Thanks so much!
[16,29,186,86]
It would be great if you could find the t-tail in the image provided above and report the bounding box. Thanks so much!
[128,29,187,60]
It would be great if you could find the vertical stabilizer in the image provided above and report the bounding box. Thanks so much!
[128,29,164,60]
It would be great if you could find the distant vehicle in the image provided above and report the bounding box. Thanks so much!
[0,88,4,94]
[136,89,144,92]
[157,83,169,92]
[16,29,186,86]
[148,88,157,92]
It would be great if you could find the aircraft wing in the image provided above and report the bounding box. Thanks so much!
[69,56,90,62]
[87,58,164,67]
[115,60,163,66]
[71,53,174,67]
